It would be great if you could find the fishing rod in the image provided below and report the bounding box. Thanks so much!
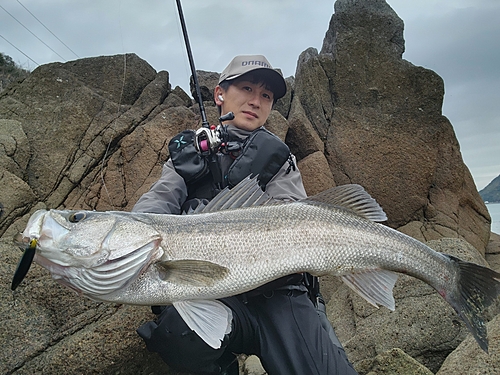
[175,0,209,129]
[175,0,234,190]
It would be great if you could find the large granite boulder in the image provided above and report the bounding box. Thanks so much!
[0,1,496,374]
[288,0,490,254]
[0,53,170,234]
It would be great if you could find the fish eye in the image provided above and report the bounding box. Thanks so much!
[68,212,86,223]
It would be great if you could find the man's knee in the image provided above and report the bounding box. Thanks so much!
[137,306,227,374]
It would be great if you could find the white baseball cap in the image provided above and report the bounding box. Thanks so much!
[218,55,286,100]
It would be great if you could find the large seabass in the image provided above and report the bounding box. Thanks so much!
[13,177,500,351]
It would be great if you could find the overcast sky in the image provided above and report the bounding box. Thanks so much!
[1,0,499,191]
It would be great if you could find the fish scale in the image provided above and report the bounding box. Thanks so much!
[12,176,500,352]
[108,202,452,304]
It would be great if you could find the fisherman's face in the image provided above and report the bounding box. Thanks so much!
[215,78,274,131]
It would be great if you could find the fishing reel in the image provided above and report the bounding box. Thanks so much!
[194,112,234,155]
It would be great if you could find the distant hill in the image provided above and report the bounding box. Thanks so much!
[479,174,500,203]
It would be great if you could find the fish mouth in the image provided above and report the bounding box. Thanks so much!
[11,208,163,298]
[11,209,49,290]
[11,209,72,291]
[11,228,65,291]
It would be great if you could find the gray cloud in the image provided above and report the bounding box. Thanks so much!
[391,0,500,190]
[1,0,498,190]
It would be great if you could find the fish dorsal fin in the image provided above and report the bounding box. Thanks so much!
[157,259,229,287]
[305,184,387,222]
[198,175,275,214]
[173,300,233,349]
[341,269,398,310]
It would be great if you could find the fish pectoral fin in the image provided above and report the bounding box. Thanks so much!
[341,269,398,311]
[157,259,229,287]
[173,300,233,349]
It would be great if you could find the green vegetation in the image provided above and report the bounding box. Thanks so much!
[1,52,30,92]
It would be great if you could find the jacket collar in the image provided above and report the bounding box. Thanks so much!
[226,125,263,142]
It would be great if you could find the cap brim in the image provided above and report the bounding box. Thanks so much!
[223,68,286,100]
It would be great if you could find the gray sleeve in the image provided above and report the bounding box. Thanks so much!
[265,154,307,201]
[132,159,187,214]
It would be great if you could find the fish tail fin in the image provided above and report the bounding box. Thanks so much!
[445,254,500,353]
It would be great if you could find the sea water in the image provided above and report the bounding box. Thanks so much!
[486,203,500,235]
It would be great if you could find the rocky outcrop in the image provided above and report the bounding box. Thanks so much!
[0,0,496,374]
[436,314,500,374]
[288,0,490,254]
[327,238,499,373]
[0,54,170,233]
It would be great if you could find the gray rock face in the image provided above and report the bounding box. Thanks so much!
[437,314,500,375]
[0,1,496,374]
[0,53,170,235]
[326,238,497,373]
[288,0,490,253]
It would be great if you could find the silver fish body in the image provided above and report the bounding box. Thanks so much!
[97,202,449,305]
[14,177,500,351]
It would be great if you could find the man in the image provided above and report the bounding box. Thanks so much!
[134,55,357,375]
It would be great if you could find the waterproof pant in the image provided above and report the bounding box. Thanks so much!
[137,289,358,375]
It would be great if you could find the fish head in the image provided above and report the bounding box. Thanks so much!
[16,209,163,297]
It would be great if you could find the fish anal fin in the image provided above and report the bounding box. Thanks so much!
[157,259,229,287]
[306,184,387,222]
[341,269,398,311]
[173,300,233,349]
